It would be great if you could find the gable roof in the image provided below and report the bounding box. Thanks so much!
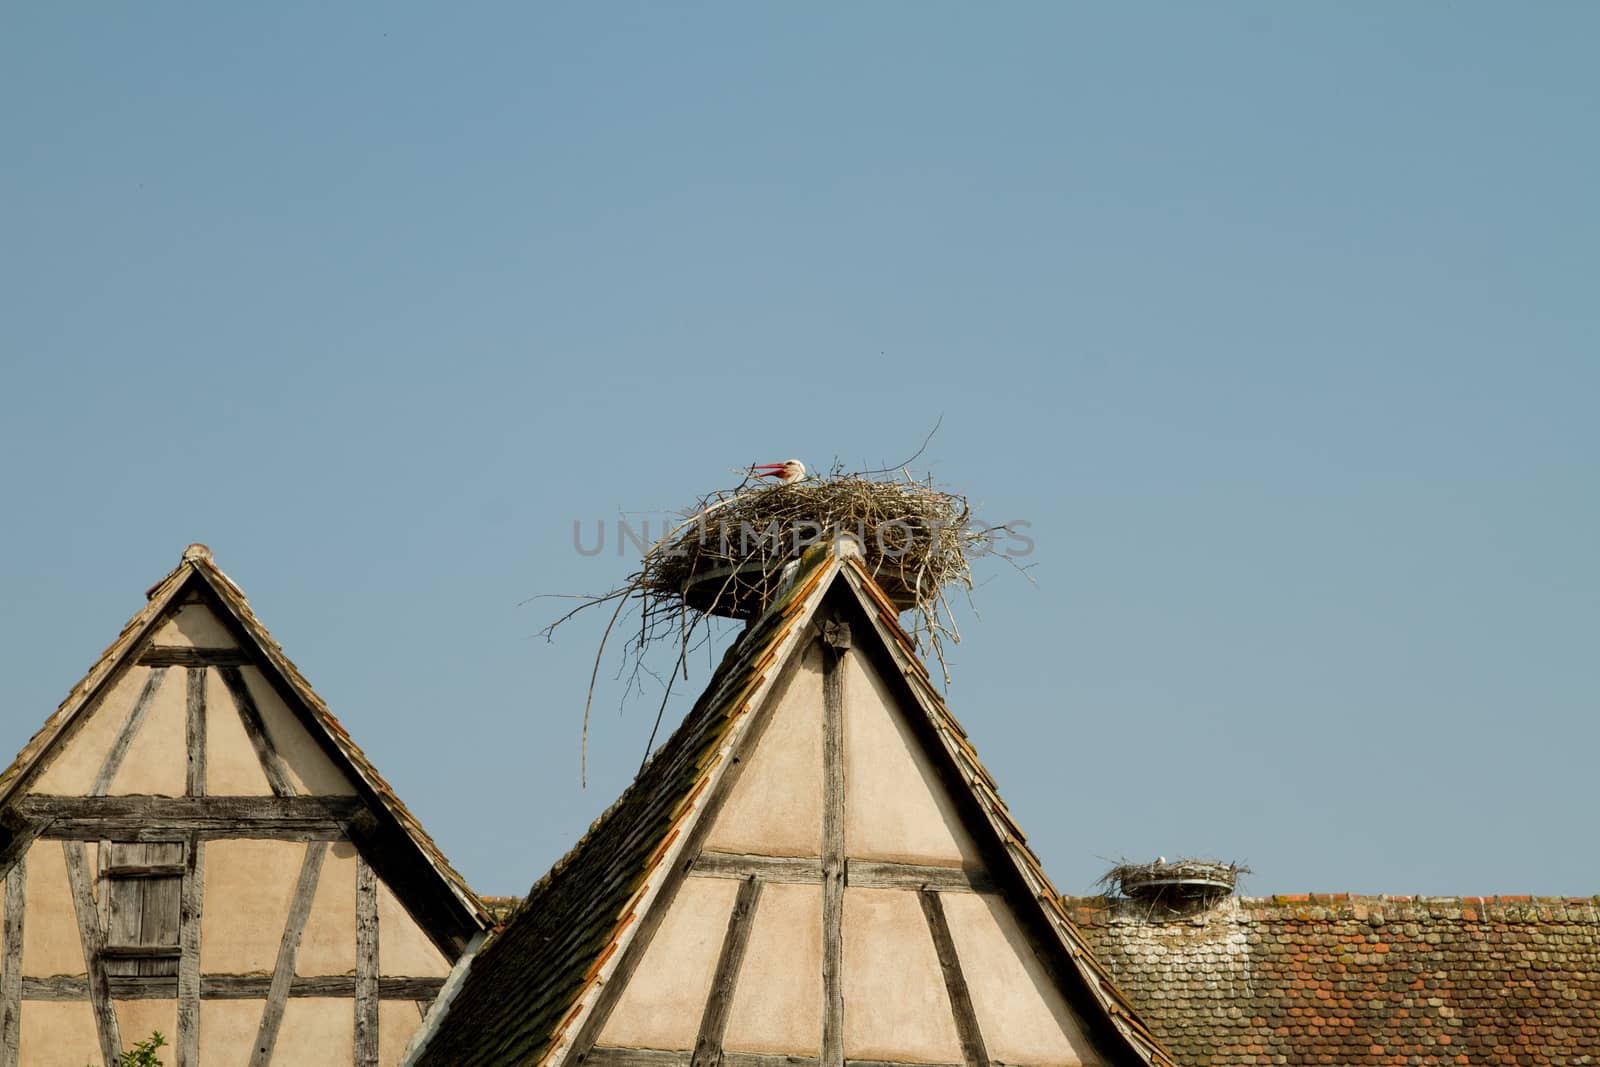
[1071,893,1600,1067]
[0,544,492,949]
[415,545,1177,1067]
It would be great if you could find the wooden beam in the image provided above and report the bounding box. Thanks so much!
[250,841,327,1067]
[21,795,363,840]
[20,974,447,1001]
[0,855,24,1067]
[690,853,993,894]
[177,835,203,1067]
[186,667,207,797]
[821,625,848,1067]
[846,860,993,894]
[100,863,187,879]
[918,890,989,1067]
[138,648,252,667]
[62,840,122,1067]
[217,666,295,797]
[90,667,169,796]
[691,876,763,1067]
[692,851,821,883]
[585,1052,964,1067]
[355,858,379,1067]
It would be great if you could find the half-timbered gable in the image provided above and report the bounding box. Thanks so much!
[411,544,1178,1067]
[0,545,491,1067]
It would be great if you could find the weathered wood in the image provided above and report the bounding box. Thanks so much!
[138,647,252,667]
[100,863,187,879]
[846,860,994,894]
[821,632,847,1067]
[90,666,169,796]
[566,634,815,1062]
[355,857,380,1067]
[692,851,822,883]
[177,834,203,1067]
[62,840,122,1067]
[689,852,993,893]
[919,890,990,1067]
[585,1053,961,1067]
[584,1050,690,1067]
[21,794,362,839]
[21,973,447,1001]
[186,666,207,797]
[250,841,326,1067]
[692,876,763,1067]
[100,945,183,960]
[217,665,295,797]
[1,855,24,1067]
[103,842,145,977]
[138,842,184,976]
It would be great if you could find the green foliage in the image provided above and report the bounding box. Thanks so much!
[88,1030,166,1067]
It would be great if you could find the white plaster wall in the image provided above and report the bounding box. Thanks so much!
[723,881,822,1055]
[703,646,825,858]
[842,653,980,867]
[377,880,451,978]
[841,886,962,1063]
[18,1000,101,1067]
[149,602,238,648]
[200,839,304,973]
[22,840,88,977]
[380,999,429,1067]
[199,999,266,1063]
[598,874,739,1050]
[31,667,157,795]
[204,667,275,795]
[240,668,356,796]
[941,892,1098,1066]
[297,841,359,976]
[113,998,177,1056]
[107,666,186,796]
[275,997,356,1063]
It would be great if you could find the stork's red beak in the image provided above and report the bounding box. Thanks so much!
[751,463,787,478]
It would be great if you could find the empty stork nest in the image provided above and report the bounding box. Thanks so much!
[543,462,1022,782]
[1097,858,1250,912]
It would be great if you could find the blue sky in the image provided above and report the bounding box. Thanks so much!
[3,3,1596,897]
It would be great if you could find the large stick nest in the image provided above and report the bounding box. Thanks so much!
[544,464,1020,782]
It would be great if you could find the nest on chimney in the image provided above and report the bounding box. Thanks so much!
[539,460,1026,785]
[1097,858,1250,915]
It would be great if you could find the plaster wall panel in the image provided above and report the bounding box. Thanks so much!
[22,841,88,977]
[149,602,238,648]
[240,667,356,796]
[842,653,980,867]
[200,839,304,973]
[380,999,429,1067]
[723,881,823,1055]
[113,998,178,1055]
[598,874,740,1051]
[17,1000,101,1067]
[297,840,360,975]
[106,664,186,796]
[204,667,275,795]
[275,997,356,1063]
[942,892,1098,1065]
[842,886,962,1063]
[199,999,266,1063]
[377,879,451,977]
[31,666,157,795]
[704,645,825,858]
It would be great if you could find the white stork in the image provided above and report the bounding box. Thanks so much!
[751,459,806,483]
